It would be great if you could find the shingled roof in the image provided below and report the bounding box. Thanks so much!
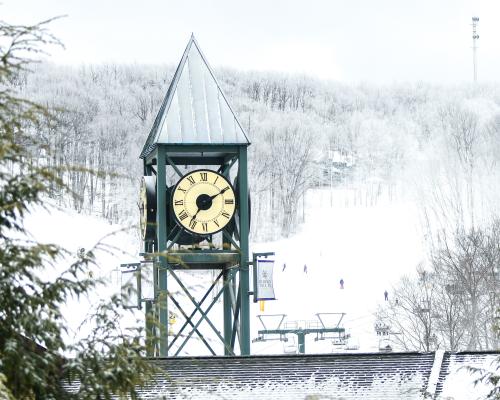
[435,351,499,399]
[136,352,434,399]
[62,351,499,399]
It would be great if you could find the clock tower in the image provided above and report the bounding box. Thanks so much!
[138,35,251,357]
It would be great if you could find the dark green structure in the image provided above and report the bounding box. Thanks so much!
[253,314,347,354]
[139,36,251,357]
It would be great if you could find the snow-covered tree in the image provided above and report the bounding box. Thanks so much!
[0,17,155,399]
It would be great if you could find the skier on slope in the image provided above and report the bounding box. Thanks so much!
[340,278,344,289]
[384,290,388,301]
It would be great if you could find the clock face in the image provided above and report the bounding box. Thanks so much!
[139,176,156,240]
[139,180,147,237]
[172,169,236,235]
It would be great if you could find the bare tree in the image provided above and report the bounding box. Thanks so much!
[378,268,439,352]
[433,227,491,350]
[266,116,314,236]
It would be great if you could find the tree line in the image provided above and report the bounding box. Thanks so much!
[17,63,500,241]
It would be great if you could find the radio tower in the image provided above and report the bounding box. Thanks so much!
[472,17,479,83]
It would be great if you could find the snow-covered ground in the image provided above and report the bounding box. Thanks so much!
[23,203,142,344]
[23,188,424,354]
[251,188,424,354]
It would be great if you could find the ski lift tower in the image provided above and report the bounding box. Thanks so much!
[472,17,479,83]
[134,35,252,357]
[253,313,347,354]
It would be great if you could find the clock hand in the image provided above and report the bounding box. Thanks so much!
[189,188,229,225]
[190,207,201,222]
[209,186,230,200]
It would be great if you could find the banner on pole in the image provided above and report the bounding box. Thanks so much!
[139,261,155,301]
[120,261,155,309]
[120,265,140,309]
[255,258,276,301]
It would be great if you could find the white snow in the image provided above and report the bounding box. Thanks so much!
[426,350,445,397]
[22,202,142,344]
[251,188,423,354]
[438,354,500,400]
[21,192,499,398]
[21,187,424,355]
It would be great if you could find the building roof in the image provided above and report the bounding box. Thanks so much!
[140,35,250,159]
[435,351,499,399]
[62,351,499,399]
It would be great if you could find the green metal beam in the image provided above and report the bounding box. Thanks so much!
[168,270,223,349]
[167,292,216,355]
[256,327,346,355]
[165,250,240,269]
[238,146,250,354]
[169,156,226,165]
[156,147,169,356]
[220,156,238,175]
[231,284,241,349]
[222,216,233,355]
[223,267,233,355]
[258,328,346,335]
[222,230,240,251]
[164,144,242,153]
[168,267,227,347]
[297,332,305,354]
[165,154,183,178]
[174,283,227,356]
[145,300,154,357]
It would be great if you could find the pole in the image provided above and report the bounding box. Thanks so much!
[298,331,306,354]
[156,147,169,356]
[472,17,479,83]
[238,146,251,355]
[223,268,233,354]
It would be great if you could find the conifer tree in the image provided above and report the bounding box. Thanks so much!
[0,17,154,400]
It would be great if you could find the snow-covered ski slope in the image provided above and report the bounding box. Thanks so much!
[251,187,423,354]
[23,187,424,354]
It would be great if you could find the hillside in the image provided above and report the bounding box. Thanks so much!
[19,64,500,239]
[23,187,424,355]
[17,64,500,353]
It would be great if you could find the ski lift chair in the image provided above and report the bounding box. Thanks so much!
[375,322,390,336]
[283,335,298,354]
[378,338,392,352]
[345,336,360,351]
[331,330,347,348]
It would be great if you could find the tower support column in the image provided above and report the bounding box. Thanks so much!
[157,148,169,356]
[238,146,250,355]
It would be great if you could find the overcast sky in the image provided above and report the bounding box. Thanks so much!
[2,0,499,84]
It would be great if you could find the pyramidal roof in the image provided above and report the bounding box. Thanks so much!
[140,35,250,158]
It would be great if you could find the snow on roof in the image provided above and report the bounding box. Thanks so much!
[436,352,500,399]
[140,35,249,159]
[74,351,494,399]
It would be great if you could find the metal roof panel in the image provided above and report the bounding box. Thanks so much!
[140,35,249,159]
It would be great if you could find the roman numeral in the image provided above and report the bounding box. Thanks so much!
[224,199,234,205]
[178,210,188,221]
[202,222,208,232]
[187,176,195,185]
[178,187,186,193]
[222,211,231,219]
[213,176,219,184]
[213,219,220,228]
[189,219,197,229]
[174,200,183,206]
[200,172,208,181]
